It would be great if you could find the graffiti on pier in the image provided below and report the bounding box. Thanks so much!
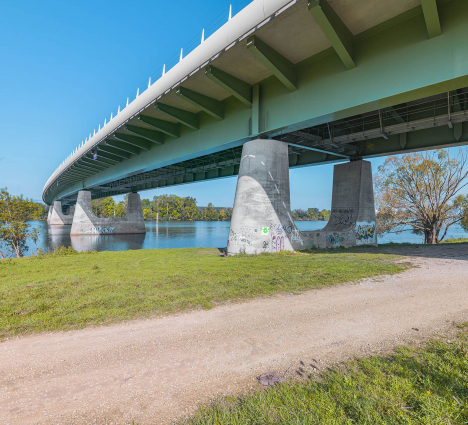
[355,221,376,245]
[328,208,355,228]
[326,233,345,246]
[291,229,303,243]
[239,227,253,245]
[229,229,237,245]
[81,227,115,234]
[272,235,284,252]
[230,227,254,247]
[283,225,293,234]
[262,240,269,250]
[260,226,270,235]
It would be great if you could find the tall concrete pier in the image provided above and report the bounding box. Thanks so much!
[227,140,377,254]
[70,191,146,235]
[227,139,297,255]
[303,161,377,249]
[48,201,74,225]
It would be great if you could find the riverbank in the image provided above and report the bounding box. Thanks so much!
[0,247,405,339]
[181,323,468,425]
[17,221,468,257]
[1,243,466,424]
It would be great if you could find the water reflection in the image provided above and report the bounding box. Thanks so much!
[70,233,147,252]
[14,220,468,257]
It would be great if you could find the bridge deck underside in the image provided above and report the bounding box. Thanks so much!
[60,90,468,205]
[44,0,468,206]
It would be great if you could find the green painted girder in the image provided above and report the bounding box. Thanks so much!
[71,163,99,173]
[386,106,408,148]
[75,160,105,171]
[176,87,224,120]
[69,170,97,180]
[63,170,88,179]
[138,115,180,138]
[61,177,84,185]
[451,90,463,141]
[246,35,297,91]
[66,169,93,179]
[79,158,108,170]
[205,65,252,106]
[387,106,406,124]
[155,102,199,130]
[85,153,119,165]
[113,133,152,150]
[125,125,164,145]
[308,0,355,70]
[103,140,140,155]
[421,0,442,38]
[252,83,260,135]
[96,147,129,160]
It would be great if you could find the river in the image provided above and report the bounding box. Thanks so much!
[12,220,467,257]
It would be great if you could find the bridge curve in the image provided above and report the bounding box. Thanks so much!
[43,0,468,207]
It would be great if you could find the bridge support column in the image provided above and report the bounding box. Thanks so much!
[48,201,74,225]
[227,139,299,255]
[226,139,377,254]
[304,160,377,249]
[70,191,146,235]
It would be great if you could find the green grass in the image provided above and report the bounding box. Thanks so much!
[441,238,468,244]
[0,247,405,339]
[181,327,468,425]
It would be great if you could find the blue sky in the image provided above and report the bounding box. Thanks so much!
[0,0,453,210]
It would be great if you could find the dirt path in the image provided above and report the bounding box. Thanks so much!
[1,245,467,425]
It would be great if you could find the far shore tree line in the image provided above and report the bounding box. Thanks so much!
[91,195,331,222]
[91,195,232,221]
[2,148,468,257]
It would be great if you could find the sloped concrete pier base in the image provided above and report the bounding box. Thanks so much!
[303,160,377,249]
[227,139,300,255]
[70,191,146,235]
[48,201,74,225]
[227,139,377,254]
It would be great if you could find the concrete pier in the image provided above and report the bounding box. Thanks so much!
[227,139,297,255]
[70,191,146,235]
[48,201,74,225]
[303,160,377,249]
[227,139,377,254]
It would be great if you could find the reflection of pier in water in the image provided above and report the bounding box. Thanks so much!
[70,233,146,252]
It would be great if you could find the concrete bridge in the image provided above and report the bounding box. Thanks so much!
[43,0,468,252]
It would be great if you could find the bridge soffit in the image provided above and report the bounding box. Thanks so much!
[45,0,450,204]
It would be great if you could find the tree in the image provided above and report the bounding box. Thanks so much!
[141,198,152,219]
[375,149,468,244]
[181,197,197,220]
[205,203,219,221]
[462,206,468,233]
[92,197,116,217]
[0,188,43,258]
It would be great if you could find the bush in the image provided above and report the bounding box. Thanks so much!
[35,246,96,257]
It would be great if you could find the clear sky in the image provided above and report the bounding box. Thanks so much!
[0,0,457,210]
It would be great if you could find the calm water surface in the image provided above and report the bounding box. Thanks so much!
[19,220,468,256]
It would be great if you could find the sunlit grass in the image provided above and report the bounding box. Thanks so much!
[0,247,406,338]
[441,238,468,244]
[181,327,468,425]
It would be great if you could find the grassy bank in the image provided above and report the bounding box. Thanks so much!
[181,325,468,425]
[0,248,405,338]
[441,238,468,244]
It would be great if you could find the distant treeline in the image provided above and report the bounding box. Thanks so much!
[91,194,233,221]
[40,195,330,222]
[291,208,330,221]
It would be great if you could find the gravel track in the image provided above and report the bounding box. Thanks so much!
[1,244,467,424]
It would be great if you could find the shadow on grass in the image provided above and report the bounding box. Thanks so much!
[298,242,468,262]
